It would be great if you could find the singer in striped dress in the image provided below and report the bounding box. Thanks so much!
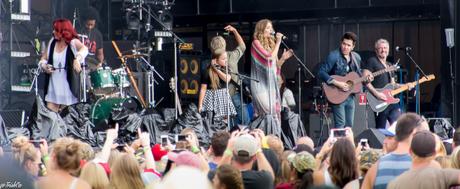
[198,49,237,123]
[250,19,293,135]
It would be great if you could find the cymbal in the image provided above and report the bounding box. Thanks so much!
[122,47,151,54]
[118,54,148,59]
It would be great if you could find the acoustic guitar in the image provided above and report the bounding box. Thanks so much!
[322,65,399,104]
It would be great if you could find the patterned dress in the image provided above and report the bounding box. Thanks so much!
[202,67,237,120]
[250,40,282,133]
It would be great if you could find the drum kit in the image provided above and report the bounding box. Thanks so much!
[84,51,152,127]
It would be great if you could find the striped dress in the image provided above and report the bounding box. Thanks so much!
[250,40,281,127]
[374,153,412,189]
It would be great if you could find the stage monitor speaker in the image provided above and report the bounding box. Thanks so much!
[0,110,25,128]
[355,128,385,149]
[308,113,334,146]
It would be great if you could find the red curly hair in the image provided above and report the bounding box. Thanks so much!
[53,19,78,44]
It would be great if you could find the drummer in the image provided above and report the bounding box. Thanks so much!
[79,6,104,68]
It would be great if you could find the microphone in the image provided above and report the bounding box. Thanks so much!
[271,31,287,40]
[395,46,412,52]
[212,64,230,72]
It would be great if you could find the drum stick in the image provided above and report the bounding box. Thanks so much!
[111,41,148,108]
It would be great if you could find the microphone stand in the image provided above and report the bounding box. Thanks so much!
[31,63,43,97]
[140,56,165,107]
[226,68,260,127]
[141,6,185,119]
[404,50,428,115]
[280,40,315,122]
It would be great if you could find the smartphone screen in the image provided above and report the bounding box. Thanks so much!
[333,129,347,137]
[177,134,187,141]
[161,136,168,146]
[29,140,42,148]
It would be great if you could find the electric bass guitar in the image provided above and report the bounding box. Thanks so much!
[367,74,435,113]
[322,65,399,104]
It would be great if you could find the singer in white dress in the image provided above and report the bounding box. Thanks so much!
[39,19,88,112]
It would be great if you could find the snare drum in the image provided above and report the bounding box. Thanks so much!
[90,67,116,95]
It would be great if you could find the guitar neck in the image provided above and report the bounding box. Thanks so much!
[357,67,394,83]
[391,77,431,96]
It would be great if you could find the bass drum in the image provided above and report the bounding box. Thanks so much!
[90,97,141,126]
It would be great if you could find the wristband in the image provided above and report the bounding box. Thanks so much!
[224,149,233,156]
[42,154,50,162]
[143,146,151,153]
[191,146,200,154]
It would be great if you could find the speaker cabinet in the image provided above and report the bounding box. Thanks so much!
[178,53,201,100]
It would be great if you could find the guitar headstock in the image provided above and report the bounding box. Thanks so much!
[420,74,435,82]
[388,64,400,72]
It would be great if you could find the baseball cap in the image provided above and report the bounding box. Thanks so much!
[288,152,316,173]
[379,121,397,137]
[360,149,383,168]
[152,144,168,161]
[168,151,202,169]
[410,130,436,158]
[233,134,258,157]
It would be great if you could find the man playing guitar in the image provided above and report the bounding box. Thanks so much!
[318,32,364,128]
[362,39,413,129]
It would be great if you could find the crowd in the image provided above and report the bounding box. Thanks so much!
[1,112,460,189]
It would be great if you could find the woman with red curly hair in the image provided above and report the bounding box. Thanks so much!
[38,19,88,112]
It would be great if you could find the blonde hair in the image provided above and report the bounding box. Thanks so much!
[435,156,451,169]
[12,136,40,167]
[210,36,226,53]
[451,146,460,169]
[266,135,284,159]
[108,149,122,169]
[80,142,95,161]
[80,162,110,189]
[276,150,295,185]
[51,137,84,172]
[434,134,447,157]
[208,51,226,90]
[253,19,275,52]
[110,154,145,189]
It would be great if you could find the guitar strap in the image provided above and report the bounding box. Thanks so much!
[350,51,362,76]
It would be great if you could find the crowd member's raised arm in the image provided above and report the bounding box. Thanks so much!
[96,123,118,163]
[252,129,275,179]
[139,128,156,170]
[219,131,239,166]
